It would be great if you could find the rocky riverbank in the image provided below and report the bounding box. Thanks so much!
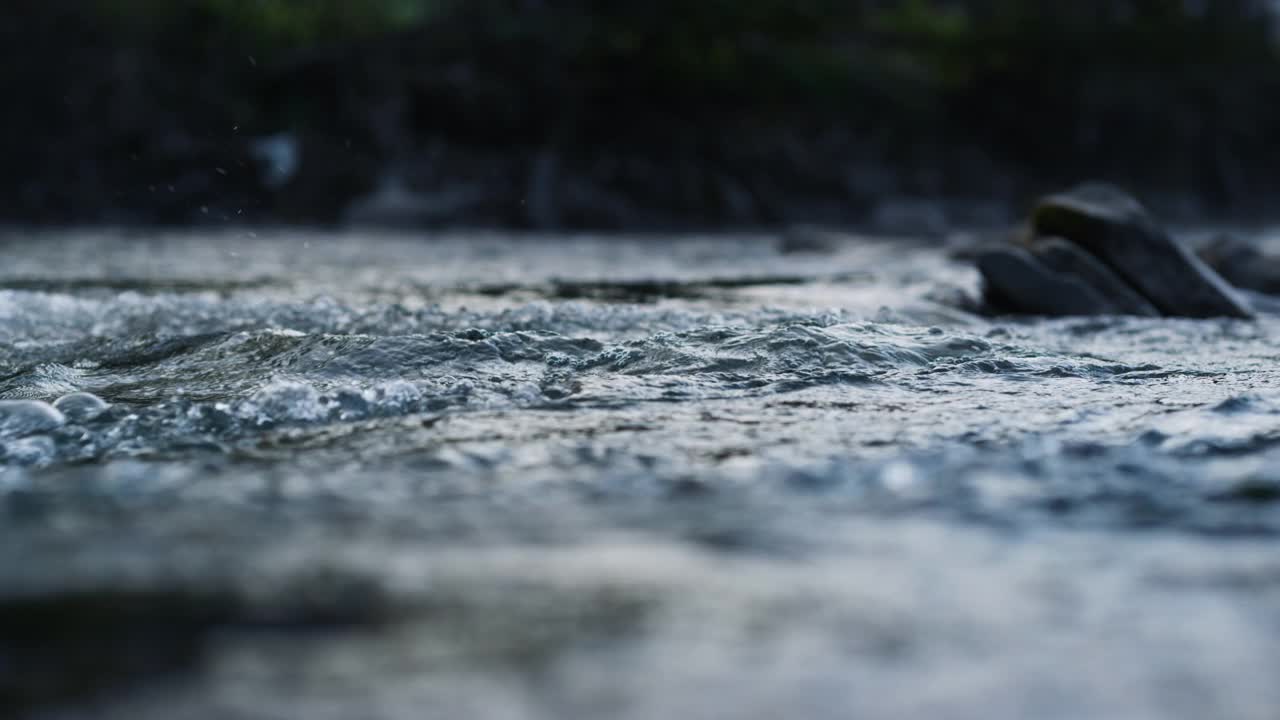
[6,2,1280,229]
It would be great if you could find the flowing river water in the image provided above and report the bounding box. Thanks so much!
[4,227,1280,719]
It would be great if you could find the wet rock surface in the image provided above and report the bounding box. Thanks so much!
[979,183,1255,318]
[977,246,1119,316]
[1031,236,1161,316]
[1198,233,1280,296]
[3,229,1280,719]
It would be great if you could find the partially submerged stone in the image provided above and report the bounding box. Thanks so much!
[52,392,110,423]
[1234,288,1280,315]
[1031,183,1252,319]
[1031,237,1160,317]
[778,225,842,255]
[976,246,1119,317]
[1197,234,1280,296]
[0,400,66,439]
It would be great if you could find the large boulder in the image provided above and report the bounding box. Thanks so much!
[1031,183,1252,319]
[1031,237,1160,317]
[976,246,1121,317]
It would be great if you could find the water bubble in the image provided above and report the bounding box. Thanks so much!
[364,381,422,413]
[238,381,326,426]
[0,400,66,439]
[325,388,370,421]
[512,383,544,404]
[53,392,110,423]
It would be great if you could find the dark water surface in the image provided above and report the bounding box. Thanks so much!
[4,228,1280,719]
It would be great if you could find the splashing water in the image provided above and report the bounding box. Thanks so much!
[3,228,1280,719]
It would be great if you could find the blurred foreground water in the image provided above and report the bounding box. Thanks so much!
[3,228,1280,719]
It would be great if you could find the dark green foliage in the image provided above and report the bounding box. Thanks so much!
[3,0,1279,224]
[97,0,440,47]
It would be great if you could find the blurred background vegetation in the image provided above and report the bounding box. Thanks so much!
[3,0,1279,228]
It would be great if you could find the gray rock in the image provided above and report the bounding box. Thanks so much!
[976,246,1120,317]
[1235,288,1280,315]
[946,226,1029,262]
[52,392,110,423]
[1031,237,1160,317]
[0,400,66,439]
[1031,183,1252,318]
[1197,234,1280,296]
[778,225,842,255]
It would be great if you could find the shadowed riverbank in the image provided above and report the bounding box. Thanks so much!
[6,2,1280,228]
